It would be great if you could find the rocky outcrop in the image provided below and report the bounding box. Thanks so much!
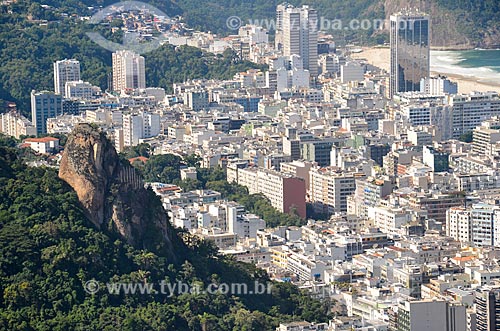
[59,124,116,228]
[59,123,178,260]
[380,0,467,48]
[381,0,499,49]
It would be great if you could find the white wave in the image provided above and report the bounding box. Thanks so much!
[431,50,500,84]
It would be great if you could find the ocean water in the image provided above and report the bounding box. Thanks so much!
[430,49,500,84]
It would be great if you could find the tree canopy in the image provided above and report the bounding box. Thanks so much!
[130,154,306,227]
[0,2,265,117]
[0,139,330,330]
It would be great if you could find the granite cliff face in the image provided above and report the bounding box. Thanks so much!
[381,0,500,49]
[359,0,499,49]
[381,0,469,49]
[59,123,177,259]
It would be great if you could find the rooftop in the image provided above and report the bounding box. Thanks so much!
[24,137,59,143]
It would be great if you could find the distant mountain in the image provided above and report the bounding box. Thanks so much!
[382,0,500,49]
[171,0,500,48]
[20,0,500,48]
[0,1,263,116]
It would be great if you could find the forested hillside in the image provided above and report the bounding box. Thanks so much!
[153,0,499,47]
[0,135,330,330]
[1,0,498,113]
[0,1,264,116]
[177,0,499,48]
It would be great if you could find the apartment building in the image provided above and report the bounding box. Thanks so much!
[0,111,36,138]
[112,50,146,91]
[309,167,359,215]
[448,92,500,139]
[232,166,306,218]
[54,59,80,97]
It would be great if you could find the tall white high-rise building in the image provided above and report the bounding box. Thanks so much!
[112,50,146,92]
[54,59,81,97]
[123,114,143,147]
[279,4,318,77]
[275,3,289,51]
[390,11,430,97]
[446,207,473,244]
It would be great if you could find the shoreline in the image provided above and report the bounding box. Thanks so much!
[351,47,500,94]
[362,45,500,51]
[434,71,500,94]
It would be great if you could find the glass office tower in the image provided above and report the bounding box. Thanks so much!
[390,11,430,98]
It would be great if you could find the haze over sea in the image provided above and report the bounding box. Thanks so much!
[431,50,500,85]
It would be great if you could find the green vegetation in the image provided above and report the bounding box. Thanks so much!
[459,131,473,143]
[205,180,305,227]
[0,134,17,148]
[146,46,267,90]
[435,0,500,40]
[128,153,306,227]
[0,137,330,330]
[121,143,152,159]
[0,2,264,117]
[141,154,184,183]
[0,1,113,115]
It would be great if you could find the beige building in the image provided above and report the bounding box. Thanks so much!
[54,59,80,97]
[229,166,306,218]
[309,167,359,215]
[279,4,318,76]
[112,50,146,92]
[472,117,500,155]
[0,111,36,138]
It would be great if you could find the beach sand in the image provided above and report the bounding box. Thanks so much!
[351,47,500,94]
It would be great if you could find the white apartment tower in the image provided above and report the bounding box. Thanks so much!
[123,114,143,147]
[280,4,318,77]
[112,50,146,92]
[54,59,81,97]
[446,207,473,244]
[446,204,500,247]
[121,112,160,148]
[309,168,357,215]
